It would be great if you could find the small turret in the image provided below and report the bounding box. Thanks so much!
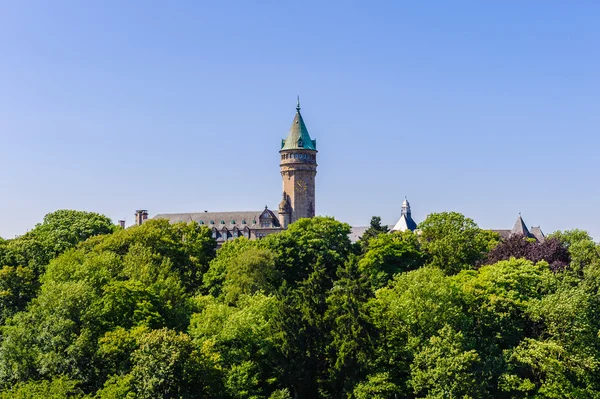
[401,198,411,217]
[278,192,291,228]
[392,197,417,232]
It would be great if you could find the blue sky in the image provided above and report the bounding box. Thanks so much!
[1,1,599,239]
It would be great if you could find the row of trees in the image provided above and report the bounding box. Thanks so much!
[0,210,599,398]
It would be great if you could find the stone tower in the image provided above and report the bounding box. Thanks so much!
[279,98,317,226]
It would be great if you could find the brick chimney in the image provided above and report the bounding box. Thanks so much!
[135,210,148,226]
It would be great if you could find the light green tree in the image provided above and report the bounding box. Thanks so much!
[418,212,499,274]
[410,325,481,398]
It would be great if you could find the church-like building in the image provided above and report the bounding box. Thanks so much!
[147,99,317,244]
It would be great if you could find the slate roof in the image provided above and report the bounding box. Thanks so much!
[492,229,512,239]
[492,216,545,242]
[391,214,417,232]
[511,215,531,237]
[281,100,317,151]
[530,226,545,242]
[348,226,369,243]
[153,210,281,229]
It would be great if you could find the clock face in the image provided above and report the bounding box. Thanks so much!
[296,179,307,193]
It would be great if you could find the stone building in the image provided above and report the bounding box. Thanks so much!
[146,99,318,245]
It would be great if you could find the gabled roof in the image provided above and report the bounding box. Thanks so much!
[281,100,317,151]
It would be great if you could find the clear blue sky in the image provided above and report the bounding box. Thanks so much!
[1,1,599,239]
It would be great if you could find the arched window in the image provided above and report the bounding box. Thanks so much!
[231,220,235,224]
[220,220,225,224]
[209,220,215,224]
[199,220,204,224]
[242,219,246,224]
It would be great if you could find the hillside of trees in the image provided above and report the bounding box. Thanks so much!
[0,210,599,398]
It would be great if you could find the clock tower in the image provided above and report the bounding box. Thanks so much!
[279,98,317,226]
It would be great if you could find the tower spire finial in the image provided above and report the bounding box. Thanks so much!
[296,95,301,112]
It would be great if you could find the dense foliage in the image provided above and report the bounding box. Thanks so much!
[1,210,599,398]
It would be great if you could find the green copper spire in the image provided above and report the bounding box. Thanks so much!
[281,98,317,151]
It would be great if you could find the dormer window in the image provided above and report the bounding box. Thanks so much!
[220,220,225,224]
[297,138,304,147]
[199,220,204,224]
[242,219,246,224]
[231,220,235,224]
[209,220,215,224]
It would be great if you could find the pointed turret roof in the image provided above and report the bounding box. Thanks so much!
[281,97,317,151]
[511,214,531,237]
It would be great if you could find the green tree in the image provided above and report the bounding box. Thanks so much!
[202,237,257,297]
[263,216,352,285]
[353,372,399,399]
[324,258,375,396]
[418,212,499,274]
[0,376,83,399]
[410,325,481,398]
[2,210,116,273]
[358,216,389,251]
[358,230,425,288]
[549,229,600,275]
[222,247,280,304]
[0,265,36,324]
[500,338,600,397]
[188,293,279,398]
[367,267,466,396]
[0,219,216,392]
[271,263,331,399]
[130,328,217,398]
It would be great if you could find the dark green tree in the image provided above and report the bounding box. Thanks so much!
[324,258,375,396]
[271,263,331,399]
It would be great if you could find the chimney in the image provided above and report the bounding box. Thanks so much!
[118,220,126,229]
[135,210,149,226]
